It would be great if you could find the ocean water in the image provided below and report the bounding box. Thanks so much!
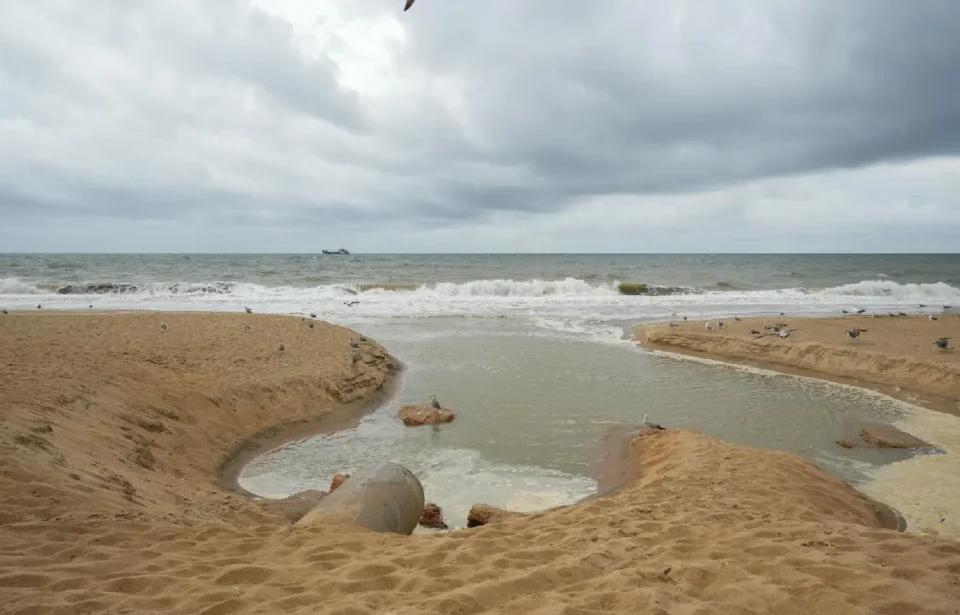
[3,253,959,529]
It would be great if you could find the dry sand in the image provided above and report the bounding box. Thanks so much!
[2,313,960,614]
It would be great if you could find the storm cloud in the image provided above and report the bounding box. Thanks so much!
[1,0,959,252]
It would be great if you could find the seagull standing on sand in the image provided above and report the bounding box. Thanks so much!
[842,309,850,315]
[244,306,252,314]
[705,323,713,331]
[929,315,939,321]
[37,304,41,309]
[431,395,441,410]
[279,343,285,353]
[642,414,665,430]
[351,351,359,364]
[1,308,7,315]
[935,337,951,350]
[717,320,724,328]
[349,337,360,349]
[734,316,742,322]
[359,334,367,342]
[160,322,167,330]
[667,321,677,328]
[778,329,792,339]
[309,322,315,329]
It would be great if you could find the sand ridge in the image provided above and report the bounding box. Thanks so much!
[2,312,960,614]
[638,315,960,407]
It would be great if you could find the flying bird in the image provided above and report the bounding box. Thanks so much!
[856,309,866,314]
[344,301,360,308]
[642,414,665,430]
[404,0,415,9]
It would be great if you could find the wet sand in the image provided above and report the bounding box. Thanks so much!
[2,312,960,614]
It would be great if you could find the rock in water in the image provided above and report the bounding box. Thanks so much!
[397,404,455,426]
[329,473,350,492]
[466,504,519,528]
[419,503,448,530]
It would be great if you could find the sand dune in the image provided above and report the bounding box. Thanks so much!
[2,313,960,614]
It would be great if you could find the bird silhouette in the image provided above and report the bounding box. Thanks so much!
[404,0,415,10]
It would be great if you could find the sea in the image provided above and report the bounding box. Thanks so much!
[3,253,959,531]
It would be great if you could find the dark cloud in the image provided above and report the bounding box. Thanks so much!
[0,0,959,251]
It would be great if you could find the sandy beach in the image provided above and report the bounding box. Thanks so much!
[3,313,960,614]
[638,315,960,409]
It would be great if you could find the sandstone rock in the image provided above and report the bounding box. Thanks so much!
[330,473,350,492]
[466,504,519,528]
[419,503,448,530]
[397,404,455,427]
[835,427,933,450]
[859,427,933,449]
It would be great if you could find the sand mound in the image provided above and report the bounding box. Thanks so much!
[2,313,960,614]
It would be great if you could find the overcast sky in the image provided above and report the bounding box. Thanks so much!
[1,0,959,253]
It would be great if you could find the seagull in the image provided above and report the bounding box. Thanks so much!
[842,309,850,315]
[944,305,953,309]
[888,312,898,318]
[898,311,907,317]
[717,320,724,328]
[934,337,951,350]
[749,328,761,335]
[779,312,786,316]
[667,321,677,328]
[349,337,360,349]
[431,395,441,409]
[734,316,742,322]
[37,304,41,310]
[779,329,791,339]
[309,322,315,329]
[682,316,688,321]
[310,312,317,318]
[705,323,713,331]
[279,343,285,353]
[919,304,927,308]
[641,414,665,430]
[244,307,252,314]
[244,325,250,330]
[929,315,939,321]
[846,328,866,342]
[160,322,167,330]
[344,301,360,308]
[359,333,367,342]
[856,309,866,314]
[1,308,7,314]
[351,350,359,364]
[404,0,415,10]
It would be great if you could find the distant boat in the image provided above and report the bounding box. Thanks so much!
[321,248,351,255]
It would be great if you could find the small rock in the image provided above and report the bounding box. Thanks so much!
[419,503,448,530]
[466,504,518,528]
[329,473,350,492]
[397,404,455,427]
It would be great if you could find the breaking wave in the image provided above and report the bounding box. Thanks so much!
[2,277,958,303]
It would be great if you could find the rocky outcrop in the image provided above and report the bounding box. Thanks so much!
[329,473,350,492]
[466,504,520,528]
[397,404,455,427]
[419,503,448,530]
[836,427,934,450]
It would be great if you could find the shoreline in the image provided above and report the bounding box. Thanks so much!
[635,315,960,415]
[217,364,403,498]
